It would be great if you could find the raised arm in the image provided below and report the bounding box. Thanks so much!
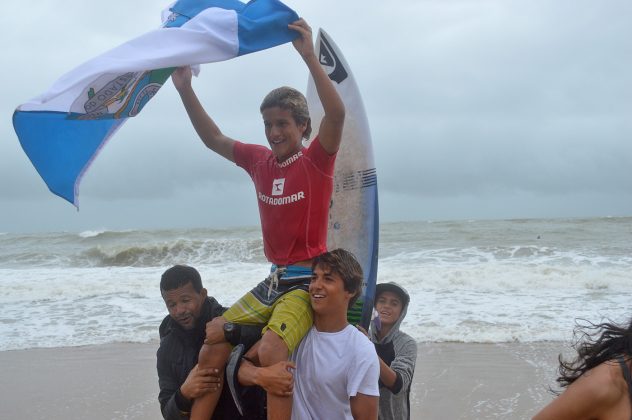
[172,66,236,162]
[289,19,345,155]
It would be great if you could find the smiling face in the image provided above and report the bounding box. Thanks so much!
[161,282,207,330]
[375,291,403,329]
[262,106,306,162]
[309,264,354,316]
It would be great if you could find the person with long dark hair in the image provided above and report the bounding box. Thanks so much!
[533,317,632,419]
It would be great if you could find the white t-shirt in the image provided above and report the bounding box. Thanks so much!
[290,324,380,420]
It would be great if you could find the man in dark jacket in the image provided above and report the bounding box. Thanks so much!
[157,264,264,419]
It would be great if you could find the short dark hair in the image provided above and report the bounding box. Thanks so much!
[260,86,312,139]
[312,249,364,309]
[160,265,203,293]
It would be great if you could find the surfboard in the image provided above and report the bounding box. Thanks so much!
[306,29,379,329]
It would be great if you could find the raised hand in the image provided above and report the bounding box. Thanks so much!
[288,18,315,60]
[171,66,193,92]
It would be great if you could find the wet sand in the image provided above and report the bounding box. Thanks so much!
[0,341,568,419]
[411,342,567,419]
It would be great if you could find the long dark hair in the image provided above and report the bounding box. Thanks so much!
[556,317,632,391]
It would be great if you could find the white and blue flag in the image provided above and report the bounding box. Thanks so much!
[13,0,298,207]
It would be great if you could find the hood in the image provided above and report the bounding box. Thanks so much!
[369,281,410,344]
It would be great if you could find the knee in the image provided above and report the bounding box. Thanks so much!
[257,331,289,366]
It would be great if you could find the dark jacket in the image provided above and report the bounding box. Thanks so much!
[156,297,264,420]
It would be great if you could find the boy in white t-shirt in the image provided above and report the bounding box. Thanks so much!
[234,249,380,419]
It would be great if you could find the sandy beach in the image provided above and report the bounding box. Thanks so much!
[0,340,568,420]
[411,342,566,419]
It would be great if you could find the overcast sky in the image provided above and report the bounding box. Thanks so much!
[1,0,631,233]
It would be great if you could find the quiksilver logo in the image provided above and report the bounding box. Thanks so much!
[319,35,348,84]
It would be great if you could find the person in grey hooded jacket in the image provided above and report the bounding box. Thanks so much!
[369,282,417,420]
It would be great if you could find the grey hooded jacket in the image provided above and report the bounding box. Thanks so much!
[369,282,417,420]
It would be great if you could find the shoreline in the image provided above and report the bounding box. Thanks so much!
[0,341,568,419]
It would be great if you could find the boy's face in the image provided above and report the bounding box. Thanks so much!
[375,291,403,328]
[161,282,207,330]
[262,106,307,162]
[309,264,354,314]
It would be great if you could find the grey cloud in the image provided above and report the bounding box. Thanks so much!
[2,0,631,233]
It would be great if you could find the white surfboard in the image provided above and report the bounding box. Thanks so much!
[306,29,379,328]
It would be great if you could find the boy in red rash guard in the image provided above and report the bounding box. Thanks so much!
[172,18,345,420]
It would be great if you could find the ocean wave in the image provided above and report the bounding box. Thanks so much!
[377,256,632,294]
[75,238,265,267]
[0,226,266,268]
[78,229,110,238]
[382,244,632,268]
[2,218,632,350]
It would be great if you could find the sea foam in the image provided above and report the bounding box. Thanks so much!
[1,218,631,350]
